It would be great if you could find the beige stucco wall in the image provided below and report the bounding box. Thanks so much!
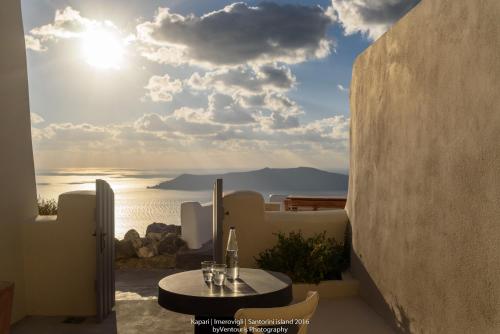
[0,0,38,323]
[0,1,99,322]
[22,191,97,316]
[347,0,500,332]
[222,191,348,268]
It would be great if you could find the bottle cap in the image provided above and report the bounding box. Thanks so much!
[230,226,235,229]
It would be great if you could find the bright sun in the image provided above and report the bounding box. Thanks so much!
[81,29,124,70]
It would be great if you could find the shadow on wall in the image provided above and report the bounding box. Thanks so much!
[393,302,412,334]
[349,226,413,334]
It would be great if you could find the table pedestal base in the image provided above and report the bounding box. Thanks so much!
[194,316,239,334]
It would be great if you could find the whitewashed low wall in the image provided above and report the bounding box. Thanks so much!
[181,201,213,249]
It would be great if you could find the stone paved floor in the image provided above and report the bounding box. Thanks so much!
[11,269,394,334]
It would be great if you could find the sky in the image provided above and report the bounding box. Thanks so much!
[22,0,420,171]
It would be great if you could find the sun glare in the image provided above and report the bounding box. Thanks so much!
[81,29,124,70]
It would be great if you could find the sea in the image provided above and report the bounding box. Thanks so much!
[35,169,347,238]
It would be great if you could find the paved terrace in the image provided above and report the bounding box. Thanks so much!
[12,269,394,334]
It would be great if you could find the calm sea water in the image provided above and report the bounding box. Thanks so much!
[36,169,347,238]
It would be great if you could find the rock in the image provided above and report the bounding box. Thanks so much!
[146,232,165,242]
[115,238,136,260]
[116,225,185,265]
[136,244,156,258]
[158,233,187,255]
[115,254,176,270]
[124,229,140,240]
[146,223,181,236]
[124,229,142,250]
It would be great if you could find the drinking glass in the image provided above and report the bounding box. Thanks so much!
[212,264,227,287]
[201,261,215,283]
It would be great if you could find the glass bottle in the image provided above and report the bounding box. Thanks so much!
[225,226,239,280]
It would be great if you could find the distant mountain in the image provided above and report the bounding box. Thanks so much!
[149,167,348,191]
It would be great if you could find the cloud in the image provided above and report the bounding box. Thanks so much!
[30,112,45,124]
[32,112,349,170]
[134,109,224,136]
[212,114,349,151]
[140,46,185,66]
[185,63,302,128]
[187,64,295,95]
[337,84,349,93]
[114,126,165,142]
[207,93,256,124]
[238,92,303,129]
[184,62,303,129]
[137,2,333,67]
[144,74,183,102]
[25,35,47,52]
[285,115,349,143]
[260,112,300,130]
[26,6,123,52]
[32,123,115,150]
[329,0,420,40]
[27,3,350,168]
[260,93,302,115]
[30,6,92,40]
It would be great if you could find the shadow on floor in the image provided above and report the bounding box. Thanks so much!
[115,268,181,299]
[351,251,412,333]
[12,268,395,334]
[12,269,193,334]
[11,312,118,334]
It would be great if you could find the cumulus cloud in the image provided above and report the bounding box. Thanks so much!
[25,6,123,52]
[144,74,183,102]
[25,35,47,52]
[134,109,223,136]
[185,63,302,128]
[207,93,256,124]
[187,64,296,95]
[260,93,302,115]
[43,123,113,141]
[32,111,349,166]
[137,2,333,67]
[213,114,349,151]
[32,123,115,151]
[238,92,302,128]
[30,112,45,125]
[260,112,300,130]
[30,6,91,40]
[285,115,349,142]
[28,3,350,167]
[337,84,349,93]
[140,46,185,66]
[329,0,420,40]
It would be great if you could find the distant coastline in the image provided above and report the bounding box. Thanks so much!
[35,167,349,237]
[149,167,348,191]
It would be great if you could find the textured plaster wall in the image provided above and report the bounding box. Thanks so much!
[0,0,38,323]
[23,192,97,316]
[221,191,348,268]
[347,0,500,332]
